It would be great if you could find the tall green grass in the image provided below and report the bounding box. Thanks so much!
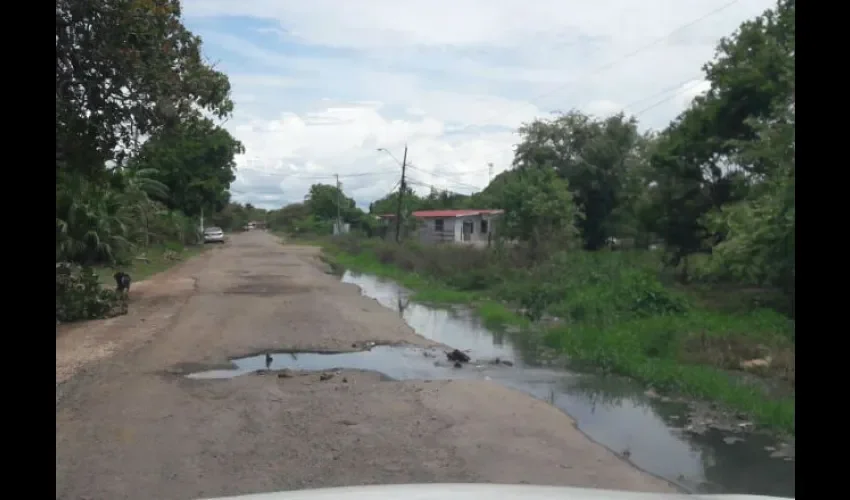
[92,241,206,286]
[321,236,795,434]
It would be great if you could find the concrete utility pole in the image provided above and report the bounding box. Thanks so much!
[394,145,408,243]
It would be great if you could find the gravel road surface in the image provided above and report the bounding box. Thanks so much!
[55,231,676,500]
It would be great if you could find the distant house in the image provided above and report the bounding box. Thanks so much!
[333,221,351,235]
[374,214,396,223]
[412,209,503,247]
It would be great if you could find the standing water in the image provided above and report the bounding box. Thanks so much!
[341,271,795,498]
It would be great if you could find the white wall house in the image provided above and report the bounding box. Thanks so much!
[413,210,503,247]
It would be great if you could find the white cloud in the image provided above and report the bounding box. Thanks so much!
[181,0,777,209]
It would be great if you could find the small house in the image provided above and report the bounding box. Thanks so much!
[412,209,503,247]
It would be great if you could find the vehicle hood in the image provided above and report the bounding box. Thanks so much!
[200,483,792,500]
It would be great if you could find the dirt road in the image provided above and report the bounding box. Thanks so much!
[56,231,676,500]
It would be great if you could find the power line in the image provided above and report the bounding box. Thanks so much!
[373,2,737,191]
[244,1,739,199]
[407,165,482,191]
[382,180,401,198]
[284,170,399,181]
[406,177,476,196]
[621,75,703,111]
[425,167,491,179]
[632,79,709,116]
[524,0,742,108]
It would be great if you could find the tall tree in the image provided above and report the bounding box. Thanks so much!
[648,0,794,264]
[498,167,581,256]
[305,183,357,221]
[56,0,234,180]
[513,111,642,250]
[132,116,244,216]
[705,97,795,310]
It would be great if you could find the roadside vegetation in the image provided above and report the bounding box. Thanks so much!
[271,1,795,434]
[56,0,244,323]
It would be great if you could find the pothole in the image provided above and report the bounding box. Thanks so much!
[185,346,518,380]
[223,283,309,296]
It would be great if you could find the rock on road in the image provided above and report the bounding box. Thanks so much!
[55,231,676,500]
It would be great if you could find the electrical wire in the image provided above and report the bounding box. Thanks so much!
[236,1,742,202]
[387,2,737,188]
[406,177,476,196]
[283,170,400,181]
[621,75,703,112]
[631,79,709,116]
[524,0,742,108]
[407,165,482,191]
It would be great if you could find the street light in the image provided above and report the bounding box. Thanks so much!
[376,147,404,167]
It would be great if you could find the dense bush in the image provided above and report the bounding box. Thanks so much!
[331,238,691,326]
[56,262,128,323]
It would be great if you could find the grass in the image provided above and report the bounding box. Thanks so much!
[319,235,795,435]
[93,241,207,286]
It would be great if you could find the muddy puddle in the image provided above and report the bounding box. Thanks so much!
[339,272,795,498]
[187,271,794,497]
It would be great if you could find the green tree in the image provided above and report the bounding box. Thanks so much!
[306,183,356,221]
[368,185,420,216]
[211,202,268,231]
[132,116,244,217]
[55,0,242,321]
[56,174,133,264]
[704,97,795,309]
[419,188,472,210]
[513,111,642,250]
[112,167,170,247]
[268,203,311,232]
[647,0,794,265]
[56,0,234,180]
[497,167,581,256]
[609,134,662,249]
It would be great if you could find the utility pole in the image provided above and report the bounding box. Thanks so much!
[394,144,408,243]
[488,162,494,184]
[335,173,341,235]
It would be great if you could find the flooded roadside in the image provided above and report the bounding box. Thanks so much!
[339,271,795,498]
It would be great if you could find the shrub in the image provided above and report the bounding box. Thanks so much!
[56,262,128,323]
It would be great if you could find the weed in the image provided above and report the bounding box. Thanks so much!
[56,262,128,323]
[319,237,795,433]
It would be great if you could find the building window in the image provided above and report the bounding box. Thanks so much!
[434,219,444,231]
[481,220,489,234]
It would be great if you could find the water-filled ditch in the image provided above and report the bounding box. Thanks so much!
[188,271,794,497]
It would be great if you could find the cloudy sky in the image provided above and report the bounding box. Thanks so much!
[181,0,774,210]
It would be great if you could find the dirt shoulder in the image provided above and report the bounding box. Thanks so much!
[56,231,676,500]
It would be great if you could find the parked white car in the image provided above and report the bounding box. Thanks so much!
[203,226,226,243]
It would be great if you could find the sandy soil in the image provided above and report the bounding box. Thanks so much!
[55,231,676,500]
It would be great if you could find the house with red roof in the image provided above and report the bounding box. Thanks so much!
[373,209,503,245]
[411,209,503,246]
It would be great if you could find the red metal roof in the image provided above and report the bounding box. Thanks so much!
[411,209,503,218]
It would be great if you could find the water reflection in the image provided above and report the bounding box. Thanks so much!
[341,271,795,498]
[345,272,523,362]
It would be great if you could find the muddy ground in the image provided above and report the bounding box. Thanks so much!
[56,231,677,500]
